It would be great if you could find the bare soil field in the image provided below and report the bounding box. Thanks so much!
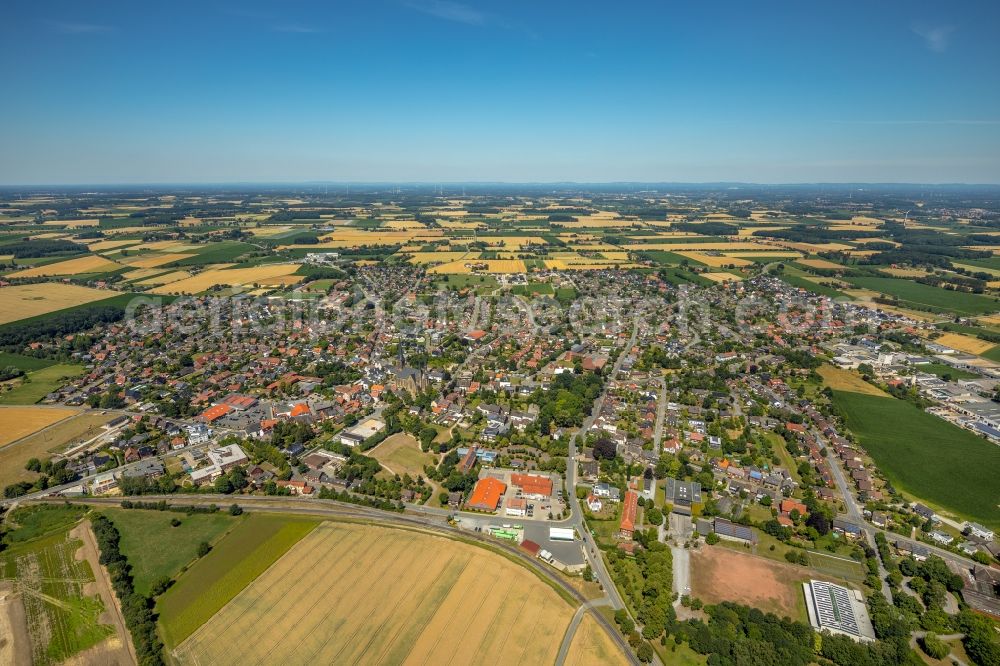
[0,582,31,666]
[66,523,135,666]
[690,546,808,620]
[173,522,574,666]
[0,284,121,324]
[817,365,888,396]
[566,612,629,665]
[0,406,80,448]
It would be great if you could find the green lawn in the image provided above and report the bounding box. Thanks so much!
[510,282,554,296]
[846,276,1000,315]
[832,390,1000,530]
[0,363,84,404]
[4,504,90,544]
[103,508,242,596]
[915,362,979,380]
[156,513,319,647]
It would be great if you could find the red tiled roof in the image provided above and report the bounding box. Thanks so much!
[620,490,638,535]
[510,473,553,497]
[200,403,232,422]
[467,478,506,511]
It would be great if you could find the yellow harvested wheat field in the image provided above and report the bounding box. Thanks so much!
[149,264,301,294]
[42,218,99,227]
[87,239,142,252]
[882,267,931,278]
[135,270,192,286]
[702,271,744,282]
[631,241,769,251]
[405,251,480,265]
[121,253,195,268]
[934,332,997,355]
[0,283,120,324]
[796,258,843,270]
[427,259,527,274]
[818,365,888,396]
[0,406,80,448]
[676,251,751,267]
[9,254,120,278]
[173,522,575,666]
[566,613,629,666]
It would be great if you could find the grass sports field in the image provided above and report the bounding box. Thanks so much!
[172,521,575,665]
[832,390,1000,530]
[157,513,320,647]
[0,283,122,325]
[104,508,243,596]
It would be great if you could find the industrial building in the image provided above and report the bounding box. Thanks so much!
[803,580,875,642]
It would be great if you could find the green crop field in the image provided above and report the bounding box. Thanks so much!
[779,274,851,299]
[846,276,1000,315]
[832,390,1000,530]
[0,363,85,405]
[915,362,979,380]
[0,352,58,372]
[169,241,257,266]
[0,505,113,665]
[156,513,319,647]
[103,508,242,596]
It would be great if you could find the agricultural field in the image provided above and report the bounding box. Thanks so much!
[0,505,116,665]
[148,263,302,294]
[689,546,809,621]
[8,255,120,278]
[103,508,242,596]
[932,332,997,355]
[817,365,888,396]
[157,513,320,647]
[832,390,1000,530]
[0,411,116,488]
[172,521,575,665]
[0,406,79,447]
[846,276,1000,315]
[0,363,85,405]
[369,432,436,478]
[0,283,122,325]
[566,612,630,666]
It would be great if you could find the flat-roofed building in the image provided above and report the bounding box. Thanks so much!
[803,580,875,642]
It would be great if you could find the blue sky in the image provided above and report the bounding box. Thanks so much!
[2,0,999,184]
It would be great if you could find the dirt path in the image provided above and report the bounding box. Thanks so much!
[70,522,137,666]
[0,581,32,666]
